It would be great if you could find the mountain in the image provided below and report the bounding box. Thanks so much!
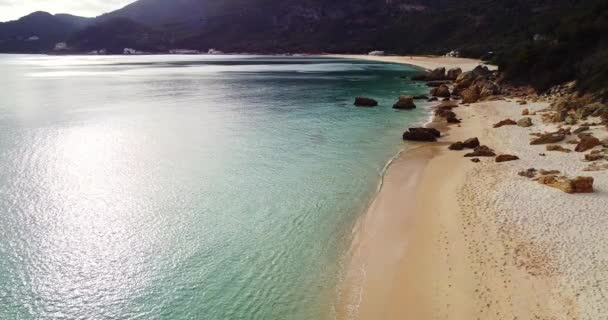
[0,11,92,53]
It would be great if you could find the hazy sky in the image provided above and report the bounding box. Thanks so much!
[0,0,134,22]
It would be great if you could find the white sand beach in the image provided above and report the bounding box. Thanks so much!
[335,55,608,320]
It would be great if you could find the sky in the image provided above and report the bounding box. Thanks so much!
[0,0,134,22]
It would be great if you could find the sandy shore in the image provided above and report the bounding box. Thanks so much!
[335,56,608,319]
[328,54,496,72]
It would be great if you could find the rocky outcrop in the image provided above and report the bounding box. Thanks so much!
[495,154,520,162]
[537,175,594,193]
[393,95,417,110]
[493,119,517,128]
[403,127,441,142]
[575,135,601,152]
[464,145,496,157]
[354,97,378,107]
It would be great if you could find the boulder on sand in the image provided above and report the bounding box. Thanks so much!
[493,119,517,128]
[393,95,417,110]
[463,137,480,149]
[403,128,441,142]
[575,135,601,152]
[537,175,594,193]
[530,133,566,145]
[496,154,520,163]
[449,142,465,150]
[355,97,378,107]
[461,87,480,104]
[517,117,533,127]
[464,145,496,157]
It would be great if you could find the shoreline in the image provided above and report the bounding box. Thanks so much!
[334,55,607,319]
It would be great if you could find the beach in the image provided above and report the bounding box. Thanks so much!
[334,55,608,319]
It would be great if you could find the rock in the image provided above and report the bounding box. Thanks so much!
[446,68,462,80]
[585,151,605,161]
[355,97,378,107]
[403,128,441,142]
[539,169,561,175]
[517,117,533,127]
[601,139,608,148]
[471,158,481,163]
[565,116,577,125]
[455,71,475,90]
[463,137,480,149]
[471,65,492,78]
[434,84,451,98]
[464,145,496,157]
[546,145,572,153]
[449,142,465,150]
[493,119,517,128]
[477,81,500,99]
[518,168,537,178]
[575,135,601,152]
[461,87,480,104]
[427,97,438,102]
[496,154,520,163]
[522,108,530,116]
[530,133,566,145]
[413,95,429,100]
[519,100,528,105]
[572,126,590,134]
[393,95,417,110]
[537,175,594,193]
[427,67,446,81]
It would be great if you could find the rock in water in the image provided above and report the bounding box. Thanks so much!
[530,133,566,145]
[354,97,378,107]
[393,95,417,110]
[464,145,496,157]
[575,135,601,152]
[517,117,533,127]
[463,137,480,149]
[493,119,517,128]
[403,128,441,142]
[496,154,520,162]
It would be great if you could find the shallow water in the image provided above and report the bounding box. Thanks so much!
[0,54,428,320]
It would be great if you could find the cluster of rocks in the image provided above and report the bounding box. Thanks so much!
[434,102,461,124]
[518,168,594,194]
[411,65,503,104]
[447,137,519,163]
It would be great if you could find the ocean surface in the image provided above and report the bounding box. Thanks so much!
[0,54,428,320]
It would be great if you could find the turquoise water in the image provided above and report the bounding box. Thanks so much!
[0,55,428,320]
